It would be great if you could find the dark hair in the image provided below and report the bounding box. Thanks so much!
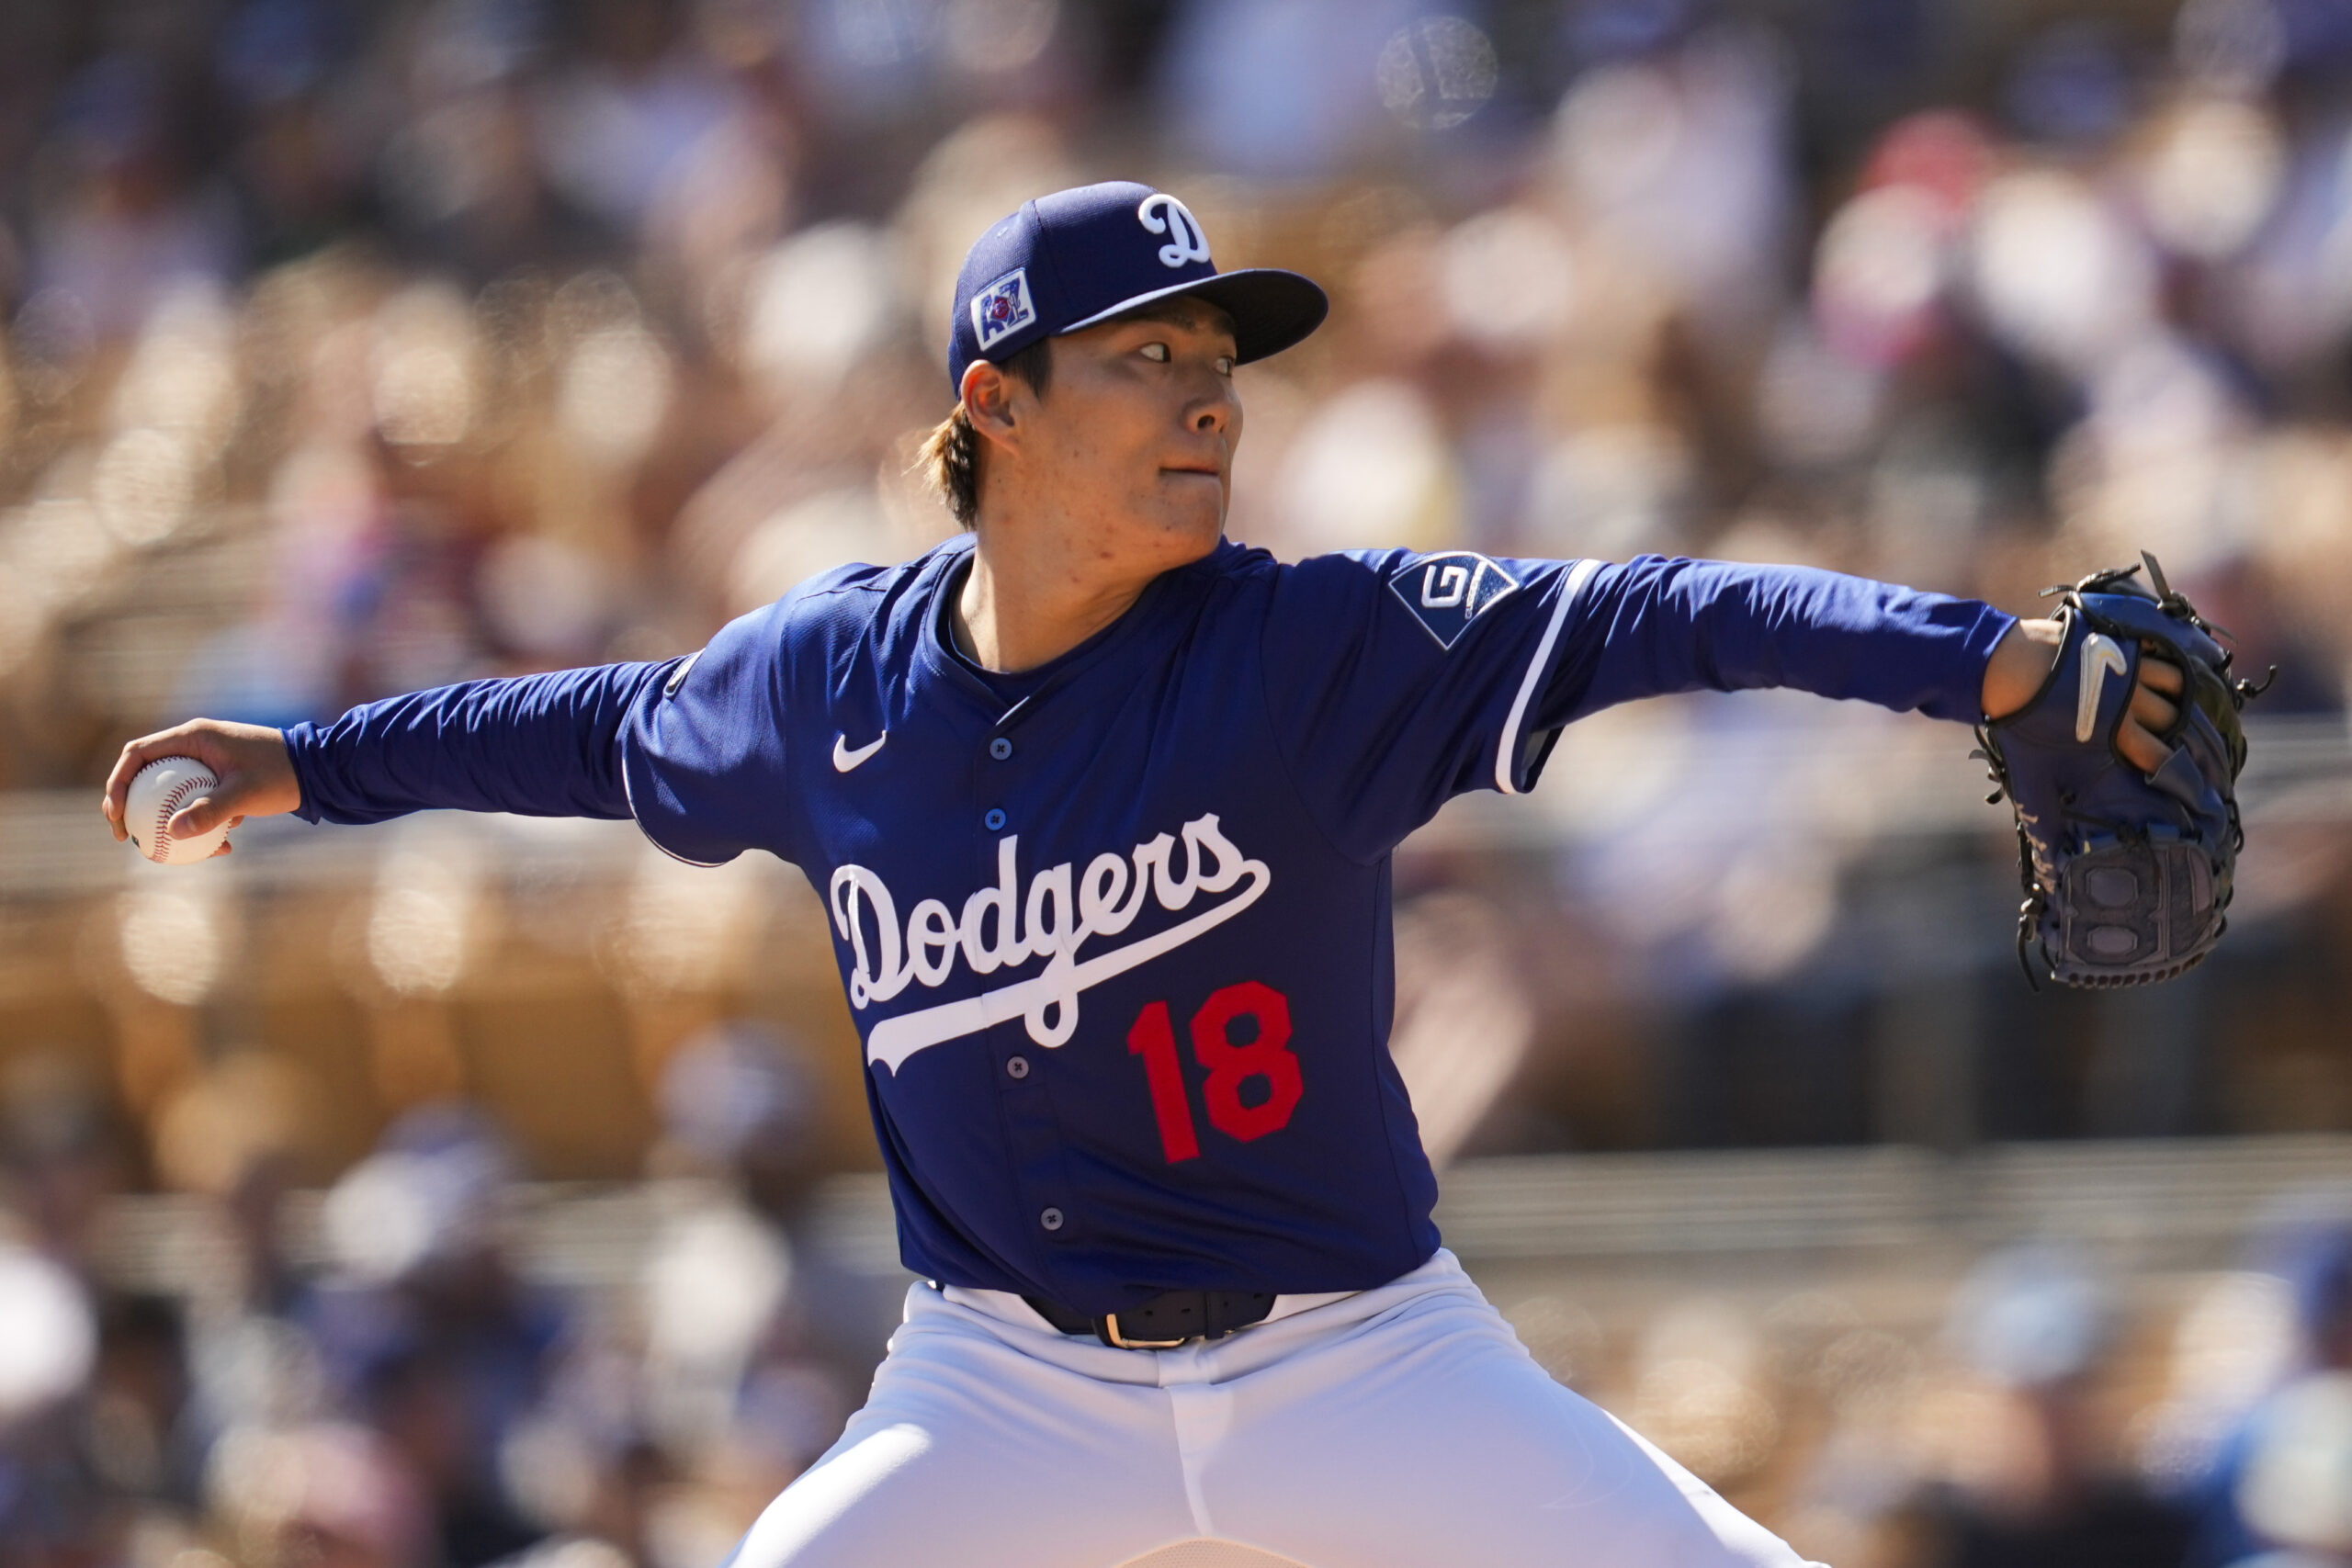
[920,337,1052,527]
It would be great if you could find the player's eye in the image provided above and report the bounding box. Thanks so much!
[1215,355,1235,376]
[1139,342,1170,363]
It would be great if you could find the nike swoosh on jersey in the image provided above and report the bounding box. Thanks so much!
[833,732,888,773]
[2076,633,2129,744]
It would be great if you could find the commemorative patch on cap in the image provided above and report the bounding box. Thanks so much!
[972,268,1036,354]
[1390,551,1520,649]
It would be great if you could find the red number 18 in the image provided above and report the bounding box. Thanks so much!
[1126,980,1303,1163]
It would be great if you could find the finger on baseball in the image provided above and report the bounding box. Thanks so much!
[2117,716,2171,774]
[103,727,199,833]
[102,747,151,832]
[169,793,238,840]
[209,840,234,858]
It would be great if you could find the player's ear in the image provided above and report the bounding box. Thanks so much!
[962,361,1024,451]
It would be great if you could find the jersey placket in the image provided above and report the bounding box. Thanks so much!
[961,670,1087,1268]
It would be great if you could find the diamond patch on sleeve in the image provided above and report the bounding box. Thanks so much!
[1388,552,1520,649]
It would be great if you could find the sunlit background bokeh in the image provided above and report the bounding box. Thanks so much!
[2,2,2352,1566]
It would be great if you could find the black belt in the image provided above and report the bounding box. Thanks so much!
[1023,1287,1279,1348]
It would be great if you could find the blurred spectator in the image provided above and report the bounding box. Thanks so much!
[2188,1196,2352,1566]
[207,1420,432,1568]
[1158,0,1419,176]
[153,1049,334,1315]
[25,55,241,340]
[0,1239,103,1557]
[643,1022,858,1466]
[650,1021,827,1220]
[1,1051,135,1281]
[1912,1246,2195,1568]
[310,1105,562,1567]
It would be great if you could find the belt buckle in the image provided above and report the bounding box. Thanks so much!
[1102,1312,1191,1350]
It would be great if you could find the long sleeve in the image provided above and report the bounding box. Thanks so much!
[282,661,675,826]
[1259,549,2016,861]
[1535,556,2016,730]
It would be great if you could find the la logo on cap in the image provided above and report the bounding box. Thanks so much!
[972,268,1037,353]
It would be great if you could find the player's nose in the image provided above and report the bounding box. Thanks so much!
[1186,377,1237,437]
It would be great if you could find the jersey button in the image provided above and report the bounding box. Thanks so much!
[1006,1055,1030,1079]
[1039,1207,1065,1232]
[984,807,1007,831]
[989,737,1012,761]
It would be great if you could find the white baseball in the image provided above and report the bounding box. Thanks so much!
[125,757,232,865]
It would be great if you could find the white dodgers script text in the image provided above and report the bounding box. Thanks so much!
[829,813,1272,1072]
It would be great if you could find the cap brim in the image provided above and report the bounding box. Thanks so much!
[1057,267,1329,364]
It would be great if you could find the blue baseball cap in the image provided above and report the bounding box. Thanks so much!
[946,181,1329,396]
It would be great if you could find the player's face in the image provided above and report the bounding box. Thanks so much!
[1036,300,1241,562]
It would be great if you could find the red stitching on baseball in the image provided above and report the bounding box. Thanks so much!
[151,772,208,862]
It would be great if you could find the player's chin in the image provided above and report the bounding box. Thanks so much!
[1149,472,1227,538]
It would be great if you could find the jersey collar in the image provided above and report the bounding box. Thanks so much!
[914,535,1238,722]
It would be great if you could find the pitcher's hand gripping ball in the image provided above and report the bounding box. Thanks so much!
[1976,554,2268,987]
[124,757,232,865]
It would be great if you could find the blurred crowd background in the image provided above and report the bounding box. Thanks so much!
[2,0,2352,1564]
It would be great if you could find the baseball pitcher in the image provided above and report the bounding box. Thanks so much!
[104,184,2250,1568]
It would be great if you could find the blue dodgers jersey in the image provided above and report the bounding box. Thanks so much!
[616,539,2011,1312]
